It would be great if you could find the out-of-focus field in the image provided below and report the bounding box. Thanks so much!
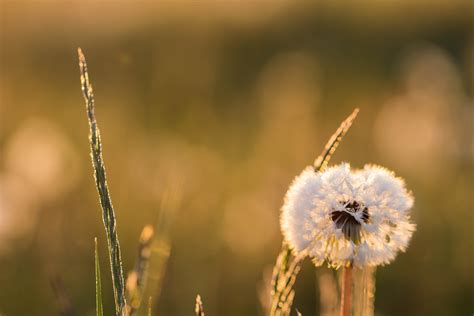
[0,1,472,315]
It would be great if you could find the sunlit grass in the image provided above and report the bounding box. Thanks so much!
[95,238,104,316]
[78,48,128,316]
[269,108,359,316]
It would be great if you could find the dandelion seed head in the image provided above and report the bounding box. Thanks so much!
[280,163,415,268]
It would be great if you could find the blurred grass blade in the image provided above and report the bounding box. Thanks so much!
[352,267,376,316]
[78,48,128,316]
[138,183,181,315]
[50,275,75,316]
[126,225,155,316]
[269,108,359,316]
[316,267,339,316]
[269,245,303,316]
[195,295,205,316]
[147,297,152,316]
[95,238,104,316]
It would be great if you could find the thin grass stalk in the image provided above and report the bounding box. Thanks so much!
[139,184,181,315]
[78,48,127,316]
[50,275,75,316]
[95,238,104,316]
[195,295,205,316]
[269,108,360,316]
[269,245,303,316]
[147,297,152,316]
[126,225,155,316]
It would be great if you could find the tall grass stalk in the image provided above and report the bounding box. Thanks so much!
[78,48,128,316]
[269,108,359,316]
[126,225,155,316]
[95,238,104,316]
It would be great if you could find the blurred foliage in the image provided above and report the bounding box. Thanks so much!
[0,1,472,315]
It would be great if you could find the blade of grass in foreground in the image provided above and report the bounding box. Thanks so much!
[95,238,104,316]
[78,48,128,316]
[269,108,359,316]
[195,295,205,316]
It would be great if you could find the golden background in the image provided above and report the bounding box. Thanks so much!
[0,1,472,315]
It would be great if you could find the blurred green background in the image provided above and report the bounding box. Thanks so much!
[0,0,472,315]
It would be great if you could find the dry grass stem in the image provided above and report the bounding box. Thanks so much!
[126,225,155,315]
[313,108,359,171]
[78,48,127,316]
[140,184,181,314]
[269,108,359,316]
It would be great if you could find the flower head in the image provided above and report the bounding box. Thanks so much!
[280,163,415,268]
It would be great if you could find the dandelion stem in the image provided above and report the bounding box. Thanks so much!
[340,264,353,316]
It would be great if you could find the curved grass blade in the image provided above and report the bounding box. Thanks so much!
[269,108,359,316]
[78,48,127,316]
[95,238,104,316]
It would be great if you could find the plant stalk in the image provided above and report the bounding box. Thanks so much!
[78,48,128,316]
[340,264,353,316]
[268,108,359,316]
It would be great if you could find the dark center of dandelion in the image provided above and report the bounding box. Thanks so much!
[331,200,369,244]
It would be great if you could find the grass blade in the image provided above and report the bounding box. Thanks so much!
[195,295,205,316]
[316,267,339,316]
[269,108,359,316]
[50,275,75,316]
[95,238,104,316]
[269,245,303,316]
[138,183,181,315]
[313,108,359,171]
[126,225,155,316]
[78,48,128,316]
[147,297,152,316]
